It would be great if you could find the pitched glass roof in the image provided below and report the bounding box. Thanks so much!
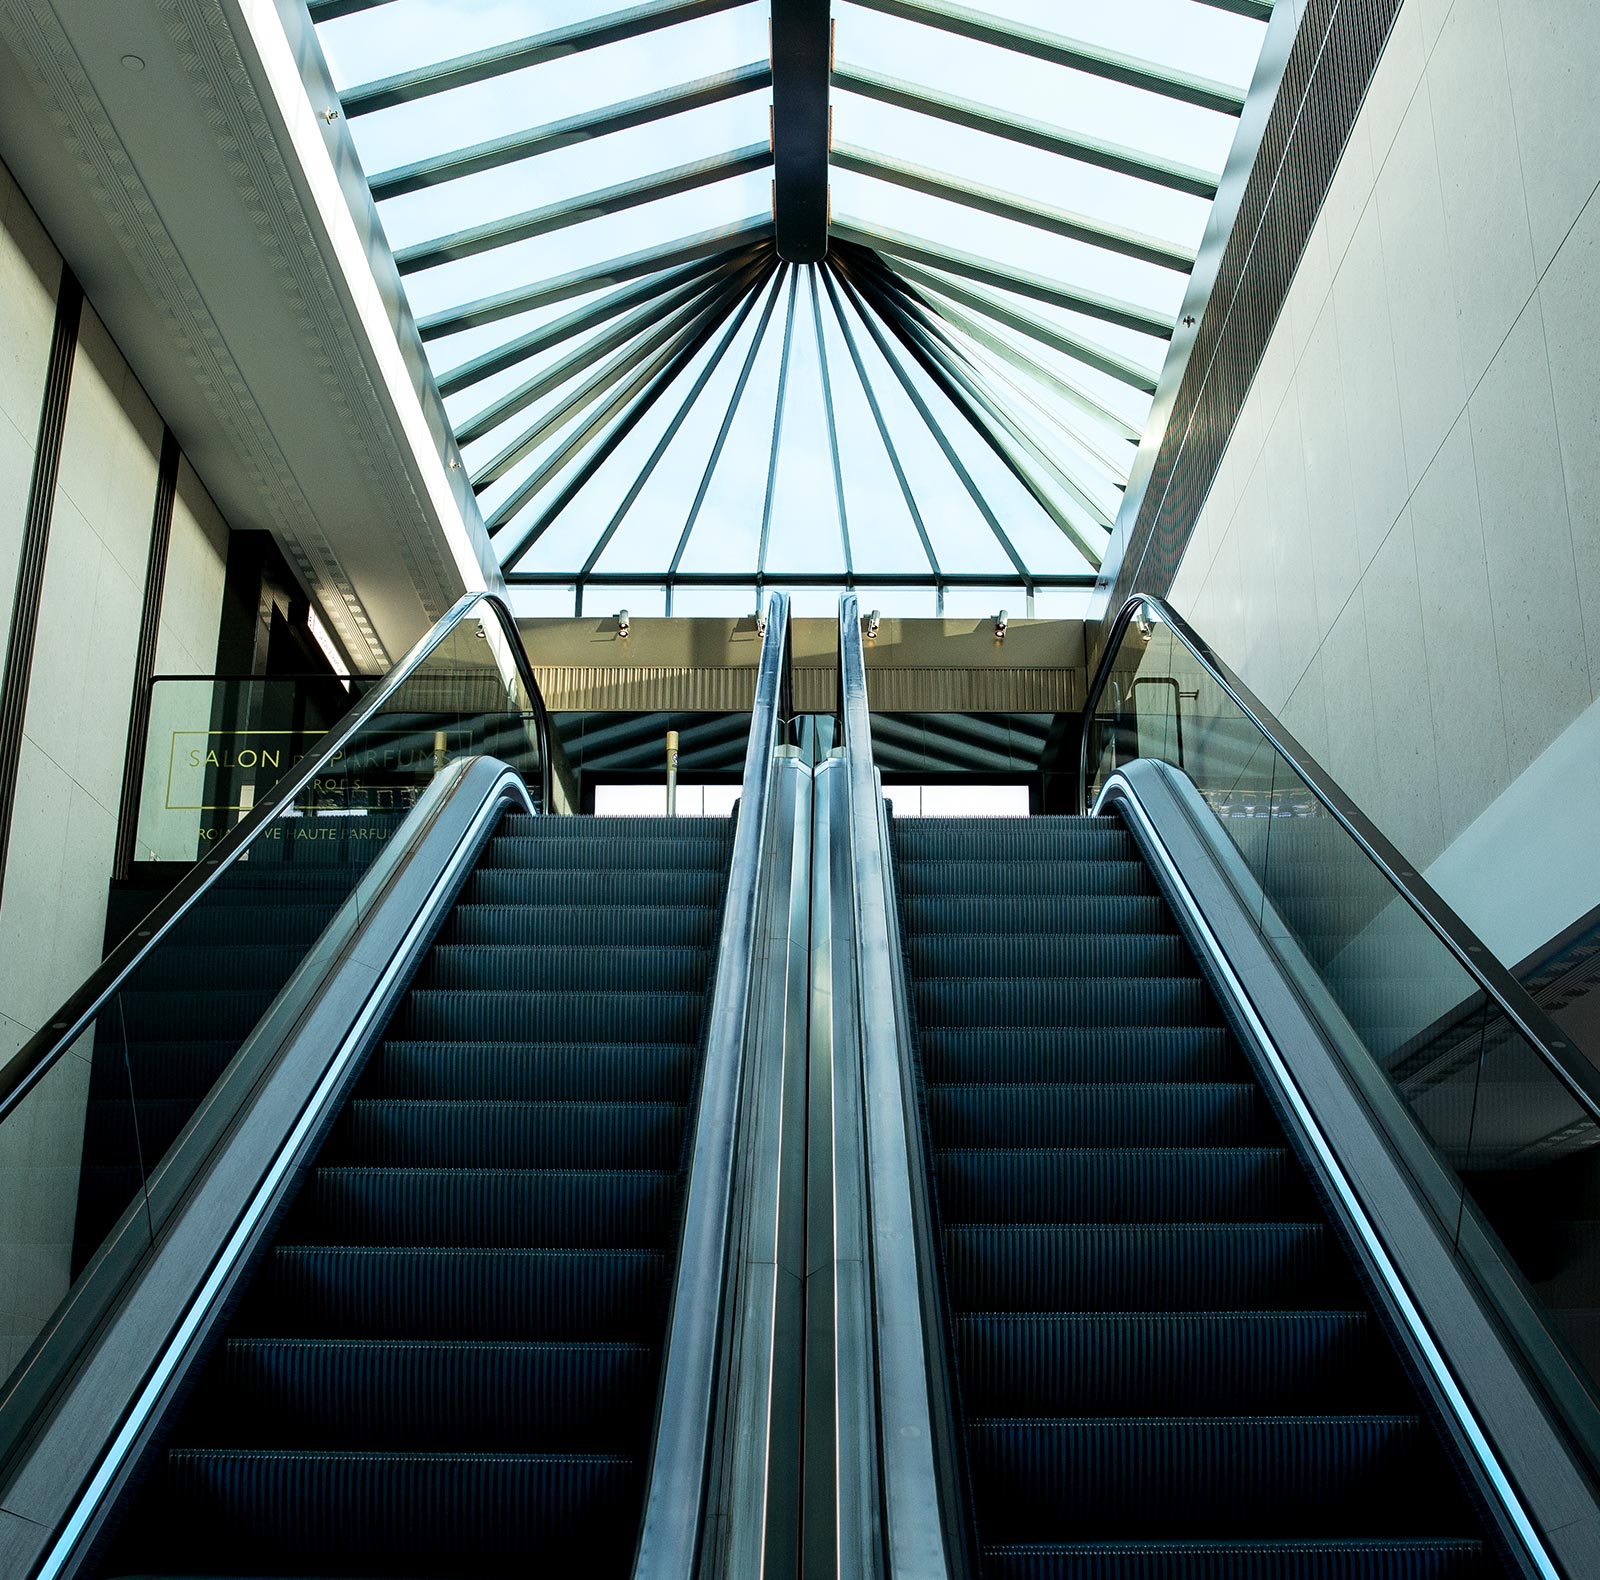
[308,0,1273,614]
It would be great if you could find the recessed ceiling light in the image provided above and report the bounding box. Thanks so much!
[121,54,145,71]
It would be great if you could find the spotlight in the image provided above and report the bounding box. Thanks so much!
[755,605,768,638]
[866,609,881,640]
[994,609,1009,642]
[616,609,630,639]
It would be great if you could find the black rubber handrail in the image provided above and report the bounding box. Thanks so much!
[0,590,552,1122]
[1080,593,1600,1124]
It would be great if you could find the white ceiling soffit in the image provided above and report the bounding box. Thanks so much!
[0,0,496,669]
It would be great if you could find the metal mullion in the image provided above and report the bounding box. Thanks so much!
[808,270,853,578]
[418,217,772,340]
[818,263,940,580]
[470,264,761,490]
[371,65,772,199]
[580,265,774,577]
[845,0,1246,115]
[307,0,394,17]
[341,0,755,115]
[756,270,801,583]
[855,249,1133,480]
[496,269,761,559]
[830,64,1219,199]
[669,266,789,576]
[874,261,1142,444]
[396,144,772,275]
[829,217,1172,340]
[831,144,1195,272]
[848,260,1110,563]
[831,267,1031,582]
[1194,0,1274,20]
[869,252,1159,392]
[457,259,750,446]
[509,569,1096,587]
[438,253,736,397]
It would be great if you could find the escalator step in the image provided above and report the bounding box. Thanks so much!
[192,1338,656,1451]
[330,1100,687,1169]
[445,904,720,948]
[155,1447,638,1571]
[892,823,1136,861]
[927,1084,1269,1148]
[956,1312,1397,1414]
[284,1167,677,1247]
[895,859,1156,897]
[119,945,317,990]
[500,814,731,839]
[935,1148,1310,1223]
[161,903,338,947]
[93,1041,241,1099]
[902,894,1175,936]
[392,989,707,1043]
[909,934,1194,980]
[246,1246,670,1340]
[920,1027,1241,1086]
[980,1538,1492,1578]
[464,867,725,908]
[941,1224,1354,1311]
[966,1415,1463,1539]
[367,1042,695,1102]
[422,945,714,993]
[113,989,277,1040]
[479,836,732,870]
[915,978,1221,1029]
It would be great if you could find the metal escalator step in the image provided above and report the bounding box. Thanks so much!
[367,1042,696,1102]
[161,903,337,947]
[902,894,1175,936]
[499,813,732,839]
[285,1167,678,1247]
[965,1415,1465,1540]
[112,989,277,1041]
[392,988,707,1043]
[81,1098,199,1165]
[155,1447,638,1571]
[120,944,318,991]
[479,835,734,870]
[914,978,1222,1030]
[927,1084,1270,1148]
[980,1538,1493,1578]
[464,867,725,908]
[445,903,720,948]
[891,821,1136,862]
[90,1041,240,1098]
[919,1027,1242,1086]
[934,1148,1310,1224]
[246,1246,671,1340]
[191,1338,656,1452]
[894,858,1156,897]
[330,1099,688,1170]
[955,1312,1399,1415]
[941,1224,1354,1311]
[909,934,1195,980]
[422,944,714,993]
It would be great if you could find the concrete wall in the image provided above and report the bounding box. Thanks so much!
[1168,0,1600,967]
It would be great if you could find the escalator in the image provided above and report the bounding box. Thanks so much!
[100,812,734,1576]
[889,813,1498,1577]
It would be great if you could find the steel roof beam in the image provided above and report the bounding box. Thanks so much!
[1194,0,1275,20]
[307,0,397,18]
[832,144,1195,271]
[771,0,832,261]
[864,251,1161,389]
[417,217,772,340]
[808,270,853,576]
[456,259,754,446]
[507,570,1096,587]
[370,65,773,200]
[830,64,1219,199]
[396,144,772,275]
[437,254,734,396]
[831,217,1172,339]
[757,271,802,579]
[847,0,1246,114]
[341,0,756,116]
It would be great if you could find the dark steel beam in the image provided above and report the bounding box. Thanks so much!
[771,0,832,261]
[831,64,1219,198]
[846,0,1246,114]
[842,243,1162,385]
[341,0,755,115]
[396,144,772,275]
[508,570,1097,588]
[670,267,790,575]
[417,217,772,340]
[808,269,853,576]
[437,254,734,396]
[457,260,753,447]
[832,144,1195,271]
[817,266,940,577]
[580,276,773,576]
[757,270,802,579]
[830,217,1172,339]
[1194,0,1275,20]
[307,0,397,19]
[370,65,773,200]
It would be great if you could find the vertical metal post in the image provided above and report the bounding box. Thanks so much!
[665,728,679,816]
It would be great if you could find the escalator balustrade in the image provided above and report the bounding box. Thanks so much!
[890,813,1503,1579]
[98,811,734,1578]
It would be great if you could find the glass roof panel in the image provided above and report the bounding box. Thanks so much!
[306,0,1274,595]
